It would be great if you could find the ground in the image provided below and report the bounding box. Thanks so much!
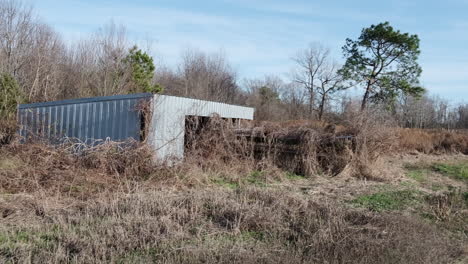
[0,151,467,263]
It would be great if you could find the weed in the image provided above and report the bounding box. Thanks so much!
[423,190,468,236]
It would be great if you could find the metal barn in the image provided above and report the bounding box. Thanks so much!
[17,93,254,161]
[149,94,254,162]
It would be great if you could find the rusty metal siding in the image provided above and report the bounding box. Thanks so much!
[17,93,152,144]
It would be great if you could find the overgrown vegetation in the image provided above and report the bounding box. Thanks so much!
[1,121,468,263]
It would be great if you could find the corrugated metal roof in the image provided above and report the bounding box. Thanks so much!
[18,93,152,144]
[18,93,152,109]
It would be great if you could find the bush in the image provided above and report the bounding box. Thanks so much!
[0,73,24,145]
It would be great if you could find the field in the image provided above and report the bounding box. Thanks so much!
[0,123,467,264]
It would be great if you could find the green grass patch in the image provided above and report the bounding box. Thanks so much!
[432,163,468,181]
[0,228,61,252]
[285,172,305,180]
[240,231,266,241]
[212,178,239,189]
[404,164,429,183]
[352,189,422,212]
[212,170,270,188]
[399,181,417,188]
[406,170,425,182]
[247,171,267,187]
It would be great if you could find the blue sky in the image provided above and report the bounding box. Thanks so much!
[25,0,468,103]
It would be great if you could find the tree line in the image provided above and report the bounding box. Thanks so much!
[0,0,467,129]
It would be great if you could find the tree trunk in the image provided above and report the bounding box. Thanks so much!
[318,94,326,121]
[308,89,314,119]
[361,80,372,111]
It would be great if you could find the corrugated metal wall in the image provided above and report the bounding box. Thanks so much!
[148,95,255,162]
[18,93,152,144]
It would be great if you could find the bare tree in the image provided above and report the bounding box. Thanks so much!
[316,61,349,120]
[281,82,308,120]
[157,48,239,103]
[291,43,329,119]
[26,23,66,101]
[244,75,286,120]
[0,0,68,102]
[72,22,133,97]
[0,0,34,76]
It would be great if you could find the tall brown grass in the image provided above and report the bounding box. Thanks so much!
[398,128,468,154]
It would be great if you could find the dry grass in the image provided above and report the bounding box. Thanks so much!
[0,132,465,263]
[398,128,468,154]
[0,141,159,198]
[0,188,463,264]
[1,115,468,263]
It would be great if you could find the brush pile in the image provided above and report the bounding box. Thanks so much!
[184,114,395,178]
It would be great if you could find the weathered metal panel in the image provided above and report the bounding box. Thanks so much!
[18,93,152,144]
[148,95,255,162]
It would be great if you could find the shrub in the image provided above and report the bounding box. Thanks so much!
[0,73,24,145]
[0,72,23,120]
